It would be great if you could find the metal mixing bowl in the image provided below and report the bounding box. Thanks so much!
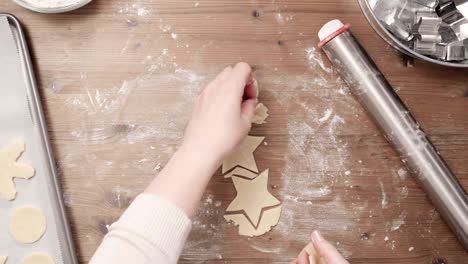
[358,0,468,68]
[13,0,93,13]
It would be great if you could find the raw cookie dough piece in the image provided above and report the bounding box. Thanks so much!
[252,103,269,124]
[0,140,35,201]
[304,242,326,264]
[10,206,47,244]
[222,136,264,174]
[223,167,258,179]
[224,205,282,237]
[0,256,7,264]
[226,170,280,226]
[20,253,54,264]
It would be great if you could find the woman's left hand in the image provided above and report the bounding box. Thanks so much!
[291,231,349,264]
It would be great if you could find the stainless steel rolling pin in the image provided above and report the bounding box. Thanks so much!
[318,19,468,249]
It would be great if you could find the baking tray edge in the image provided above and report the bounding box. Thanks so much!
[0,13,78,264]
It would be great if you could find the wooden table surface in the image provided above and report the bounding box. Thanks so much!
[2,0,467,263]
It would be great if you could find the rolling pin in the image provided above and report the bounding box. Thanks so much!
[318,19,468,249]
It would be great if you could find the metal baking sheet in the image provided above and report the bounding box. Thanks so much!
[0,14,77,264]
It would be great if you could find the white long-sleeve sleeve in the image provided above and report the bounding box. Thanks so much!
[90,194,192,264]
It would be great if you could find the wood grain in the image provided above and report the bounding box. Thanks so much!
[1,0,467,263]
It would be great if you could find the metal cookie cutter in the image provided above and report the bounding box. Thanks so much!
[374,1,414,41]
[420,33,443,42]
[440,0,454,4]
[438,1,465,24]
[387,12,414,40]
[414,11,443,54]
[398,1,419,24]
[414,0,439,8]
[450,17,468,40]
[434,43,449,59]
[415,38,438,54]
[465,38,468,58]
[416,11,442,32]
[455,0,468,18]
[446,41,466,60]
[439,24,460,43]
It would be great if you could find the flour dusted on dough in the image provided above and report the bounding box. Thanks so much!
[223,167,258,179]
[20,253,54,264]
[21,0,82,8]
[222,101,281,237]
[226,170,280,226]
[9,206,47,244]
[222,136,264,174]
[224,206,282,237]
[252,103,269,124]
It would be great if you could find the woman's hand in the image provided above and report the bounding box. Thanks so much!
[147,62,257,218]
[181,62,258,165]
[291,231,349,264]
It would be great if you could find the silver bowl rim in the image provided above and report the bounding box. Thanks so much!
[358,0,468,68]
[12,0,93,13]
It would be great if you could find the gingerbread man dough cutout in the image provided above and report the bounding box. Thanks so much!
[0,140,35,201]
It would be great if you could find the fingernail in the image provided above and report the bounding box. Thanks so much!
[311,230,324,242]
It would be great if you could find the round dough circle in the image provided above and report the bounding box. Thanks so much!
[9,206,47,243]
[20,253,54,264]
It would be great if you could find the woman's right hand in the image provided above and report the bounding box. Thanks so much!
[147,63,257,218]
[291,230,349,264]
[181,62,257,165]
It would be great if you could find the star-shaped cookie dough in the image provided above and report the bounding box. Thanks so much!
[252,103,269,124]
[223,166,258,179]
[222,136,264,174]
[0,256,7,264]
[226,169,280,226]
[0,140,35,201]
[224,205,282,237]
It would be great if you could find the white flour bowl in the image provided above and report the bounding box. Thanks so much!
[13,0,93,13]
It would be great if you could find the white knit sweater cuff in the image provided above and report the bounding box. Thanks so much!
[110,193,192,262]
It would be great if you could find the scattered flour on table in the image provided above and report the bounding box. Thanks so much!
[64,44,207,189]
[275,12,285,24]
[62,191,74,207]
[64,41,213,249]
[387,211,407,232]
[118,2,151,17]
[183,194,226,261]
[379,181,389,209]
[397,167,408,181]
[265,61,358,258]
[318,108,333,123]
[52,5,427,259]
[306,47,332,73]
[74,73,135,115]
[110,186,140,209]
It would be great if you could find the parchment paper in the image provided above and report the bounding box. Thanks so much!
[0,16,64,264]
